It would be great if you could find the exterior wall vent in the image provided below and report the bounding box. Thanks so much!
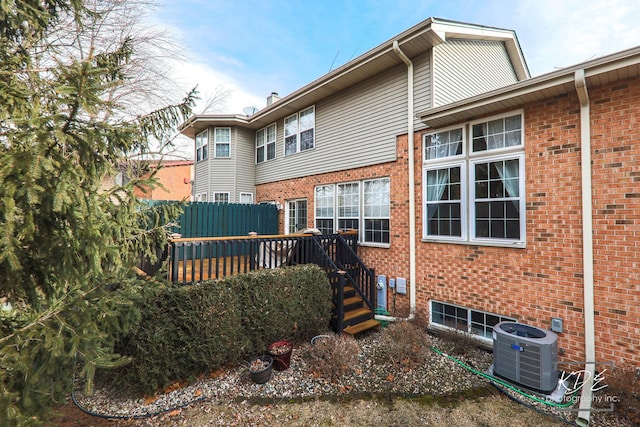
[493,321,558,393]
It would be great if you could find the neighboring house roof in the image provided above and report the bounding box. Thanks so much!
[418,45,640,128]
[179,17,528,138]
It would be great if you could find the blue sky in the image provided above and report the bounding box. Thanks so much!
[149,0,640,115]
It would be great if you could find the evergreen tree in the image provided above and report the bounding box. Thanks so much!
[0,2,196,424]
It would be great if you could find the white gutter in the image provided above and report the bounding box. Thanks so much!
[574,69,595,427]
[376,41,416,322]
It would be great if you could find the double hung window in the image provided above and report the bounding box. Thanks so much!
[314,185,335,235]
[285,106,315,156]
[214,127,231,158]
[196,130,208,162]
[422,112,525,246]
[256,123,276,163]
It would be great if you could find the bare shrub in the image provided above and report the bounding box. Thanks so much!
[376,321,431,366]
[436,329,479,356]
[307,334,360,381]
[604,365,640,425]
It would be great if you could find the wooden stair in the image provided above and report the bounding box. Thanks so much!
[332,285,381,336]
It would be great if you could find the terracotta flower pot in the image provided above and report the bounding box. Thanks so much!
[248,355,273,384]
[268,340,293,371]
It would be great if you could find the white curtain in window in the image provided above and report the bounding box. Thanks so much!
[495,159,519,198]
[426,168,450,219]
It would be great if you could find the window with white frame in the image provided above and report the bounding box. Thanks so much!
[422,112,525,246]
[256,123,276,163]
[314,177,390,244]
[213,192,229,203]
[195,130,208,162]
[315,185,335,234]
[430,300,516,340]
[195,192,207,202]
[338,182,360,232]
[239,192,254,204]
[364,178,390,244]
[214,127,231,158]
[284,106,314,156]
[286,199,307,233]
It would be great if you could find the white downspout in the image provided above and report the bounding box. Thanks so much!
[574,69,595,427]
[376,41,416,322]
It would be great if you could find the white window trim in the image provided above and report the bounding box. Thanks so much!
[429,300,517,343]
[213,127,231,158]
[256,123,276,164]
[313,177,391,247]
[239,192,254,204]
[469,153,526,246]
[422,160,467,243]
[212,191,230,203]
[284,105,315,156]
[314,184,335,234]
[195,129,208,162]
[423,124,466,164]
[422,111,525,248]
[285,198,308,234]
[468,110,524,158]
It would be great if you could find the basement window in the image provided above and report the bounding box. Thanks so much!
[430,300,516,340]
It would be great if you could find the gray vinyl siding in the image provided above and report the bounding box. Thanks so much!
[413,51,433,131]
[433,39,518,107]
[256,63,408,185]
[193,129,210,199]
[233,127,256,201]
[208,127,238,201]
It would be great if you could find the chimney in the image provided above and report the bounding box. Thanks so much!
[266,92,280,106]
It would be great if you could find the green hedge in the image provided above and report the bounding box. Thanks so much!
[111,264,331,394]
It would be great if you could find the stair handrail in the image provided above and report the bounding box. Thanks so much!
[334,234,376,311]
[310,237,352,333]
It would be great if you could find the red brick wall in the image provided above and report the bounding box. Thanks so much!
[256,75,640,368]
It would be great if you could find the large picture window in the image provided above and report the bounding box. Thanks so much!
[314,177,390,245]
[422,112,525,246]
[285,106,315,156]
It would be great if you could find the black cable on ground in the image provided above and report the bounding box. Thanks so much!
[71,387,208,420]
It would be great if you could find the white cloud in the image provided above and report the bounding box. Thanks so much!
[169,58,266,114]
[511,0,640,75]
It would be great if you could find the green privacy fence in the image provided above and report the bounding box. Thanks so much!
[138,201,279,275]
[175,202,279,238]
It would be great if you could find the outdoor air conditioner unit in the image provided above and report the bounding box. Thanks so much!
[493,321,559,393]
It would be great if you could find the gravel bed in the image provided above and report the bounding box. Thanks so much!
[72,332,629,426]
[73,334,493,420]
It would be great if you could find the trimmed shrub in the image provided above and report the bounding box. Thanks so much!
[108,264,331,394]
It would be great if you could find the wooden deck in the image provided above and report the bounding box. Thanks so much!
[169,255,256,282]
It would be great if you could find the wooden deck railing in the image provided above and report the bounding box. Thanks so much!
[163,230,375,332]
[166,231,359,283]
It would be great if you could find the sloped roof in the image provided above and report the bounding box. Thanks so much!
[179,17,528,138]
[418,45,640,128]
